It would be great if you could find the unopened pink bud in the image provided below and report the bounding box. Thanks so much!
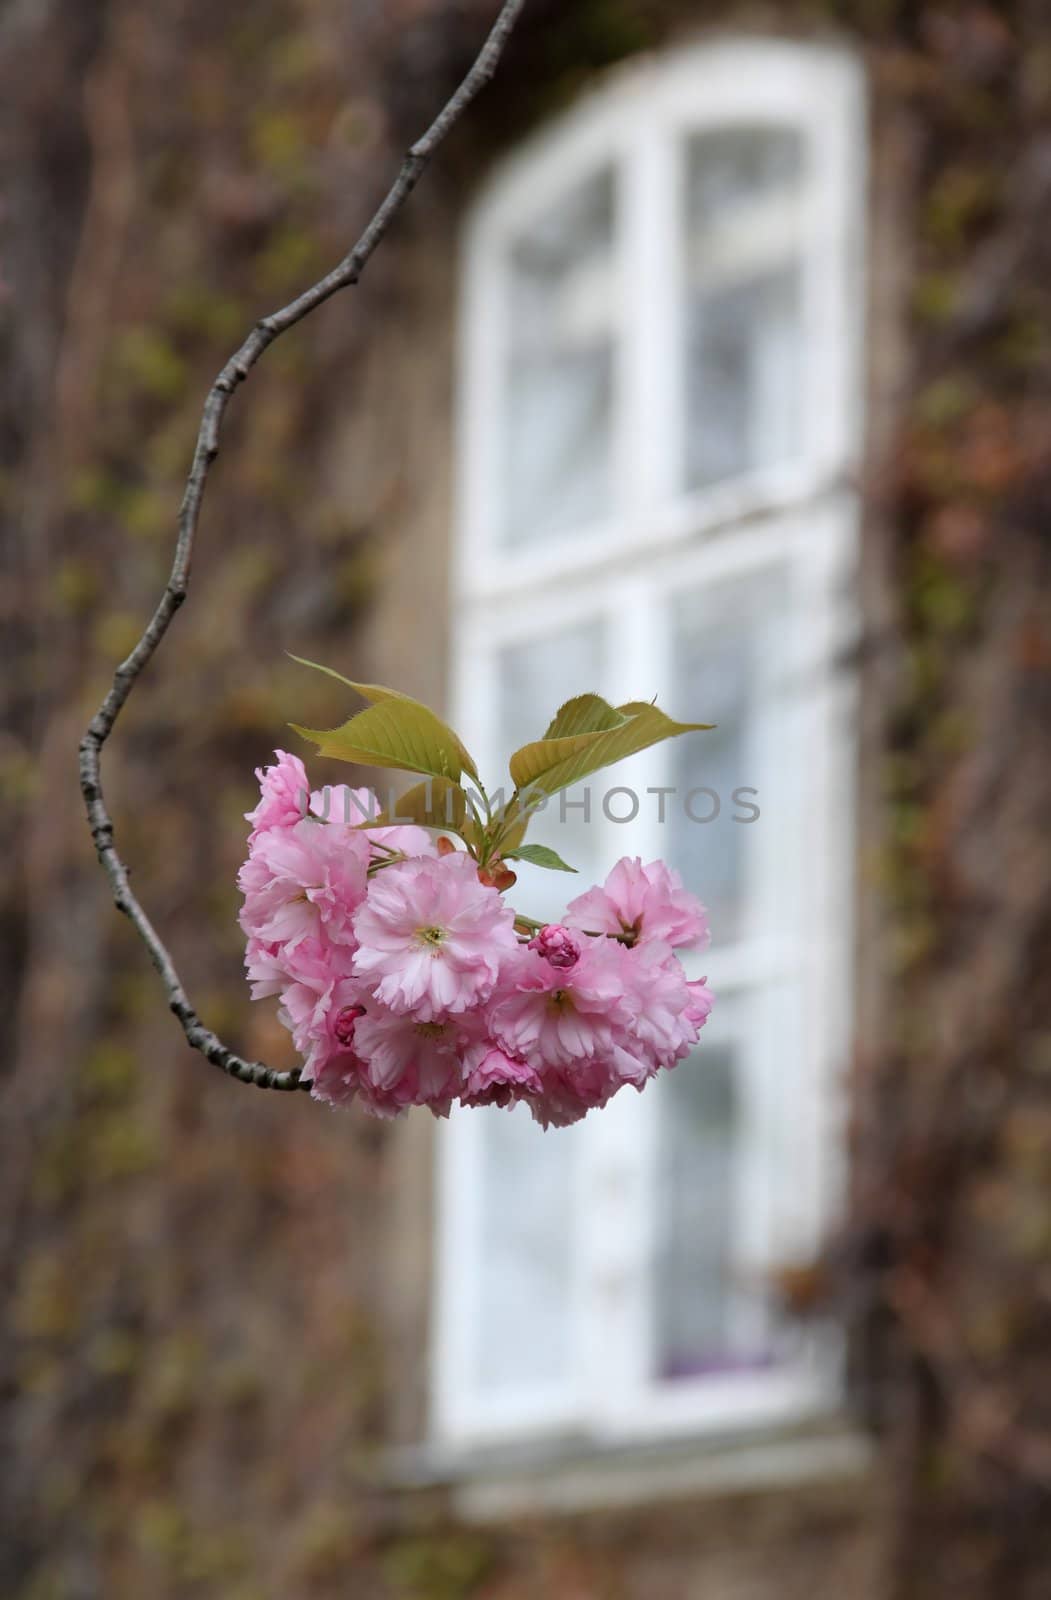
[529,924,582,970]
[333,1005,366,1046]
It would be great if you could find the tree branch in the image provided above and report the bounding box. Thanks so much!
[79,0,528,1093]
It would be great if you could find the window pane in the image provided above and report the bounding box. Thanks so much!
[474,1103,586,1392]
[686,126,802,232]
[670,638,747,942]
[685,266,801,488]
[653,1036,775,1382]
[496,621,604,919]
[654,1044,742,1377]
[504,170,616,545]
[668,572,784,945]
[683,128,804,490]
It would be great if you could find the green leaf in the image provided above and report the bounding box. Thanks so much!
[542,693,626,740]
[508,701,714,799]
[506,843,578,873]
[492,807,531,854]
[354,777,472,834]
[616,698,661,716]
[289,658,479,784]
[489,782,552,855]
[292,705,468,784]
[287,654,380,696]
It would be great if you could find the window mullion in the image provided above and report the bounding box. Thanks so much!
[582,577,672,1426]
[801,72,864,481]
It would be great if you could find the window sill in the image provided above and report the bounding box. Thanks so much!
[384,1415,871,1523]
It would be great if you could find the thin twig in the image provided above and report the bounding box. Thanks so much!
[79,0,528,1092]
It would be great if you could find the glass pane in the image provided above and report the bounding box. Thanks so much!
[496,620,604,920]
[654,1045,740,1377]
[504,170,616,545]
[683,127,804,490]
[475,1103,585,1392]
[668,572,783,946]
[653,1040,773,1381]
[685,266,801,488]
[686,126,802,232]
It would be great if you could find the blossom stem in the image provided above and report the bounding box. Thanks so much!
[367,851,407,878]
[512,912,636,947]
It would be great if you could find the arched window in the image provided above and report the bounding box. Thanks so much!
[434,38,865,1449]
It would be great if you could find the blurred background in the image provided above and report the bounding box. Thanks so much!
[1,3,1049,1598]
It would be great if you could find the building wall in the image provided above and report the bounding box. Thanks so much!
[1,1,1049,1598]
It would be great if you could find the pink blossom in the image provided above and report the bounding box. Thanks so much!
[608,943,706,1085]
[238,818,370,951]
[529,923,582,969]
[565,857,709,951]
[310,1049,367,1108]
[461,1041,544,1109]
[279,966,362,1060]
[309,783,381,827]
[309,784,435,859]
[299,989,370,1109]
[245,931,356,1002]
[351,852,519,1021]
[269,953,370,1107]
[489,939,634,1073]
[352,1006,463,1116]
[238,753,716,1125]
[685,976,715,1031]
[493,939,715,1124]
[525,1059,616,1129]
[245,750,309,839]
[244,936,290,1000]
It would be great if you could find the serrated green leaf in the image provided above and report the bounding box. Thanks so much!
[288,654,386,696]
[507,843,578,873]
[543,693,626,740]
[289,658,479,783]
[617,698,660,715]
[293,702,473,784]
[508,702,714,798]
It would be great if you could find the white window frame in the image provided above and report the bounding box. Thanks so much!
[433,37,866,1453]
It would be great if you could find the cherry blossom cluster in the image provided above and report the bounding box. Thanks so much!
[238,751,713,1125]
